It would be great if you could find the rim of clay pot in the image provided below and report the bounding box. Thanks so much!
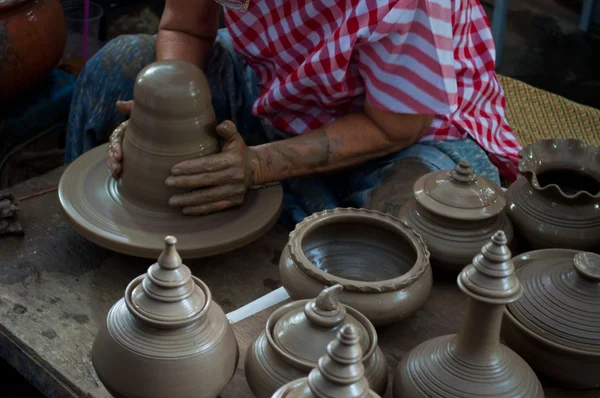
[124,274,211,328]
[288,208,430,293]
[265,299,378,371]
[518,139,600,200]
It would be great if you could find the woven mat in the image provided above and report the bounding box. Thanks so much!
[499,75,600,148]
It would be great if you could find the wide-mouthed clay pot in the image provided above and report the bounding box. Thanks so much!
[279,208,432,326]
[245,285,388,398]
[393,231,544,398]
[271,324,381,398]
[398,160,514,273]
[502,249,600,388]
[506,139,600,251]
[91,236,239,398]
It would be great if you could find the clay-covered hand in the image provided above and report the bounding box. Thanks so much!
[107,100,134,179]
[166,120,256,215]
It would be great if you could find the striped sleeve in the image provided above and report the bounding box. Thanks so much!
[357,0,457,115]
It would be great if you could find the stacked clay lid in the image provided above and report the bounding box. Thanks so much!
[507,251,600,352]
[413,159,506,220]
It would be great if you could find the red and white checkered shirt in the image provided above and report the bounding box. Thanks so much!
[225,0,521,180]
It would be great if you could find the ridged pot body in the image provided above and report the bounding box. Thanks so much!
[91,298,238,398]
[399,199,514,272]
[244,330,388,398]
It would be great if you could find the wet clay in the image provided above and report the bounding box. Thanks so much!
[279,208,432,326]
[506,139,600,251]
[502,249,600,388]
[271,324,382,398]
[399,160,514,273]
[58,60,283,258]
[91,236,239,398]
[0,193,23,236]
[393,231,544,398]
[244,285,388,398]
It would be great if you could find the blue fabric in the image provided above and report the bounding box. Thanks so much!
[65,30,500,227]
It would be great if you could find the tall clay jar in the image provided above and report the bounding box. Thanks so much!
[279,208,432,326]
[506,139,600,251]
[91,236,238,398]
[118,60,219,211]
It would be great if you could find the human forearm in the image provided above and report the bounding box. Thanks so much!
[156,30,212,69]
[250,111,433,185]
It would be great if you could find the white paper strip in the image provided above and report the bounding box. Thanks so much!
[226,287,290,323]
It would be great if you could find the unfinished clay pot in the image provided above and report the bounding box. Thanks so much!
[271,324,381,398]
[506,139,600,251]
[502,249,600,388]
[279,208,432,326]
[58,60,283,258]
[245,285,388,398]
[91,236,239,398]
[398,160,514,272]
[393,231,544,398]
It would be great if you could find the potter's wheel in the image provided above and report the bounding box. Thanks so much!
[59,144,283,258]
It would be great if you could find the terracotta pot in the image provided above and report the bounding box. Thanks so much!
[91,236,239,398]
[244,285,388,398]
[271,324,381,398]
[279,208,432,326]
[393,231,544,398]
[0,0,66,101]
[398,160,514,272]
[506,139,600,251]
[118,60,219,211]
[502,249,600,388]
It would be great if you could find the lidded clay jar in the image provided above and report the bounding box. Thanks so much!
[502,250,600,388]
[506,139,600,251]
[398,160,513,272]
[91,236,238,398]
[271,324,381,398]
[118,60,219,211]
[393,231,544,398]
[245,285,388,398]
[279,208,432,326]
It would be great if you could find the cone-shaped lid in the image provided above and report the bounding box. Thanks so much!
[507,250,600,353]
[457,231,522,305]
[271,285,370,364]
[307,324,372,398]
[413,160,506,221]
[126,236,207,328]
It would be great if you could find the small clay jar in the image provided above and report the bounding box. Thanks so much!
[279,208,432,326]
[393,231,544,398]
[398,160,514,272]
[506,139,600,251]
[118,60,219,211]
[245,285,388,398]
[91,236,239,398]
[271,324,381,398]
[502,250,600,388]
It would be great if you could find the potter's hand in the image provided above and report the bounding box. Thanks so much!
[166,120,256,215]
[107,100,134,179]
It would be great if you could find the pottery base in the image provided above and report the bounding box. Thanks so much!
[59,144,283,258]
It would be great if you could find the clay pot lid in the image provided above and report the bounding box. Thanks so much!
[269,285,372,366]
[124,236,207,327]
[507,250,600,353]
[413,160,506,220]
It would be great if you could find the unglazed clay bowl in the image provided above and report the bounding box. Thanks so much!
[279,208,432,326]
[502,249,600,388]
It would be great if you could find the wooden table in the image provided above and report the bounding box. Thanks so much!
[0,168,598,397]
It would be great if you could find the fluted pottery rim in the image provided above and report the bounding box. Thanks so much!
[518,138,600,200]
[265,299,378,371]
[288,208,430,293]
[124,274,211,328]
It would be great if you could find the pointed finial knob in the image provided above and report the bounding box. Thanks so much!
[457,230,522,305]
[305,285,346,328]
[307,324,371,398]
[157,236,182,270]
[450,160,477,183]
